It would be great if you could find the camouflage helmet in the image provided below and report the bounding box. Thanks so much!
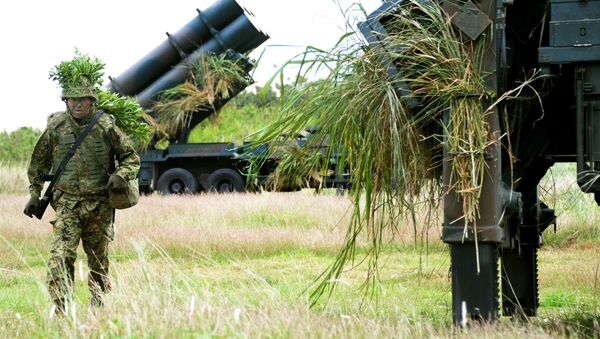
[61,77,98,101]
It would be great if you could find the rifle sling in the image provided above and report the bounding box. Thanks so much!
[41,109,105,203]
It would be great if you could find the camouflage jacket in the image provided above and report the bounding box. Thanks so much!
[27,110,140,198]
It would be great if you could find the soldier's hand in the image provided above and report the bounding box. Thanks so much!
[24,197,40,217]
[106,174,127,192]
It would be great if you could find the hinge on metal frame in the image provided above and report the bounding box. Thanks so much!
[196,9,228,51]
[165,32,188,59]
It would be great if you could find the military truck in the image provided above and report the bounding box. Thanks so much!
[109,0,348,195]
[106,0,271,194]
[360,0,600,323]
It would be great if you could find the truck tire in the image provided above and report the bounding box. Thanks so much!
[157,168,198,195]
[207,168,245,193]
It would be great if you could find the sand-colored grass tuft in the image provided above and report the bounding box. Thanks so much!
[0,161,29,195]
[115,192,356,256]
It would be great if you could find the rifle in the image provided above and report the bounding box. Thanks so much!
[25,110,104,219]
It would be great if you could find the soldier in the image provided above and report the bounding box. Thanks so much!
[23,75,140,314]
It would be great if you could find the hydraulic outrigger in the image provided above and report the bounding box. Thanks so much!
[360,0,600,323]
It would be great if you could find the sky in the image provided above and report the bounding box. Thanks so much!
[0,0,382,132]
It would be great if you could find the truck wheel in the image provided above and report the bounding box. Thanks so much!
[207,168,245,193]
[157,168,198,195]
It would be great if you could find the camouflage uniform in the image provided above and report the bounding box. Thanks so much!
[27,109,140,307]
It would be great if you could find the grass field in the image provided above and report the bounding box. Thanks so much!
[1,163,600,337]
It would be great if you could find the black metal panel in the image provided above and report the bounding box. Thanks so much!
[141,149,167,162]
[541,0,600,63]
[550,20,600,47]
[441,224,504,243]
[501,247,539,317]
[539,46,600,64]
[550,0,600,22]
[139,161,154,186]
[450,243,499,324]
[165,143,238,158]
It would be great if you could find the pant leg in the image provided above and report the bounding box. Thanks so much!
[47,199,82,303]
[80,200,113,296]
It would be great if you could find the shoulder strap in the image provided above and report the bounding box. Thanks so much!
[32,110,104,219]
[52,109,105,182]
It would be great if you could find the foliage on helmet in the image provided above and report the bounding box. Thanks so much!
[49,49,105,100]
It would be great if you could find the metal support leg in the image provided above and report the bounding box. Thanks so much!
[450,243,499,324]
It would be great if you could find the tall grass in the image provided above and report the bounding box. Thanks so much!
[187,104,280,144]
[1,192,599,337]
[248,0,494,303]
[0,161,29,195]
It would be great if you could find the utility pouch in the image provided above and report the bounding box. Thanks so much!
[108,178,139,209]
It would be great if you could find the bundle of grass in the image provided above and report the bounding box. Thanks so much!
[265,142,327,191]
[49,50,105,92]
[151,53,251,140]
[96,90,154,147]
[247,0,495,303]
[49,50,153,147]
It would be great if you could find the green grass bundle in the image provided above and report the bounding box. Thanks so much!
[382,1,494,227]
[266,142,327,191]
[96,90,153,147]
[49,49,104,89]
[247,0,494,303]
[152,53,251,139]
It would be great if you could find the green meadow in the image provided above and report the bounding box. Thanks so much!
[1,163,599,337]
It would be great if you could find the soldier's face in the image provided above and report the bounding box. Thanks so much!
[67,97,93,119]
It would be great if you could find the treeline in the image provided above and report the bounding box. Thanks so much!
[0,127,41,162]
[0,88,285,161]
[187,103,280,143]
[230,85,279,108]
[188,86,283,143]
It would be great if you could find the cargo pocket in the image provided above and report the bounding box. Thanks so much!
[50,195,65,227]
